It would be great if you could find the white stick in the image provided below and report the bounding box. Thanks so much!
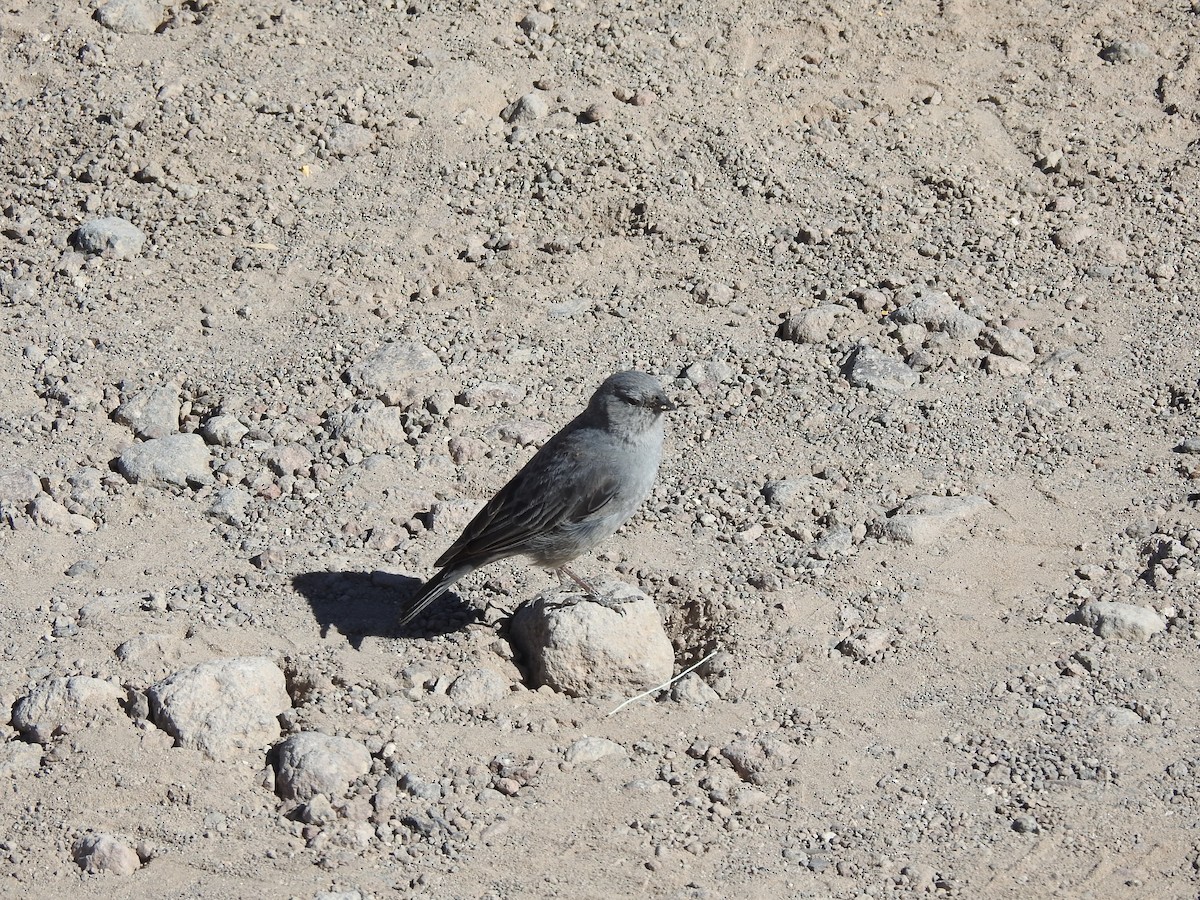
[606,649,721,717]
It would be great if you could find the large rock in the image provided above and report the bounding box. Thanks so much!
[344,342,441,406]
[73,834,141,875]
[148,657,290,758]
[877,495,988,545]
[889,291,984,340]
[0,467,42,503]
[1068,601,1166,642]
[113,384,180,439]
[116,433,210,487]
[273,732,372,801]
[845,346,918,392]
[510,584,674,697]
[70,216,146,258]
[12,676,125,744]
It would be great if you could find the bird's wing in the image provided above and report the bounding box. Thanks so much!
[434,441,621,567]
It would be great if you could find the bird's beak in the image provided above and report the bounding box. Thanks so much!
[656,397,678,412]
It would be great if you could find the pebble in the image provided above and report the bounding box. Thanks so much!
[778,305,862,345]
[325,123,375,157]
[344,342,442,406]
[837,628,892,661]
[148,657,291,758]
[501,92,549,124]
[113,384,181,439]
[264,443,312,476]
[510,584,674,697]
[327,404,410,452]
[447,667,510,707]
[116,433,211,488]
[846,346,918,392]
[201,414,249,447]
[1175,437,1200,454]
[565,737,627,764]
[1068,600,1166,642]
[1011,814,1040,834]
[273,732,373,801]
[207,486,251,525]
[0,467,42,503]
[93,0,162,34]
[73,834,141,875]
[13,676,125,744]
[684,359,735,386]
[878,495,987,545]
[669,673,721,706]
[721,736,798,785]
[889,291,983,340]
[70,216,146,258]
[984,326,1036,363]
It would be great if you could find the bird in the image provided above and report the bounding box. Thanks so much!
[397,370,676,627]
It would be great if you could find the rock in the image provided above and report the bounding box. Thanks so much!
[264,443,312,476]
[1099,40,1151,63]
[889,291,983,340]
[329,404,410,450]
[326,123,375,156]
[206,486,250,525]
[148,657,291,758]
[983,354,1033,377]
[762,477,816,508]
[116,433,211,487]
[565,737,627,764]
[70,216,146,258]
[837,627,892,661]
[30,494,97,533]
[810,526,853,559]
[447,668,509,707]
[778,305,862,345]
[509,584,674,697]
[1068,600,1166,642]
[12,676,125,744]
[0,742,42,777]
[846,346,918,392]
[1174,437,1200,454]
[669,673,720,706]
[983,326,1036,362]
[73,834,141,875]
[694,282,734,307]
[498,419,554,447]
[683,359,735,386]
[113,384,180,439]
[344,342,442,406]
[878,495,988,545]
[1011,814,1040,834]
[461,381,524,408]
[721,736,797,785]
[273,732,372,801]
[114,633,184,679]
[0,467,42,503]
[201,414,249,446]
[518,10,554,33]
[501,92,549,123]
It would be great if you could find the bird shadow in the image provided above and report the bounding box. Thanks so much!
[290,570,477,647]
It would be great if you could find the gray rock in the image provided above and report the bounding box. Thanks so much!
[1068,600,1166,642]
[113,384,180,439]
[694,282,734,307]
[762,477,816,508]
[201,414,249,446]
[114,633,184,679]
[447,668,509,707]
[565,737,627,764]
[778,305,863,345]
[510,584,674,697]
[12,676,125,744]
[70,216,146,258]
[263,443,312,476]
[683,359,735,386]
[846,346,918,392]
[0,742,42,777]
[344,342,441,405]
[94,0,162,34]
[983,326,1036,363]
[1175,437,1200,454]
[30,494,97,533]
[878,495,988,545]
[326,123,375,156]
[273,732,372,801]
[73,834,141,875]
[207,486,250,525]
[837,627,892,661]
[116,433,210,487]
[810,525,853,560]
[0,467,41,503]
[148,657,290,758]
[669,673,720,706]
[502,91,549,123]
[329,403,409,451]
[721,736,798,785]
[889,291,983,340]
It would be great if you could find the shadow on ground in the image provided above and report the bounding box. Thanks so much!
[291,570,475,646]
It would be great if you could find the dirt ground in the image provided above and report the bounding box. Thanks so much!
[2,0,1200,896]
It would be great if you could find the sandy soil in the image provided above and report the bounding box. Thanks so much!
[2,0,1200,896]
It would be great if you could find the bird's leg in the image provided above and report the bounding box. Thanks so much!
[558,566,628,613]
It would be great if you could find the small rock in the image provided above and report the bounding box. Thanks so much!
[983,326,1036,363]
[113,384,180,439]
[148,657,291,758]
[889,291,983,340]
[837,628,891,661]
[461,381,524,408]
[694,282,733,307]
[1068,600,1166,642]
[273,732,372,801]
[12,676,125,744]
[983,355,1033,377]
[565,737,627,764]
[721,736,797,785]
[580,102,611,123]
[1175,437,1200,454]
[669,673,720,706]
[264,443,312,476]
[70,217,146,258]
[683,359,735,386]
[328,403,410,450]
[518,10,553,34]
[206,486,250,525]
[0,742,42,777]
[1011,814,1040,834]
[810,526,853,559]
[498,419,553,447]
[878,495,988,545]
[116,433,210,487]
[510,584,674,697]
[846,346,918,392]
[30,494,97,533]
[0,467,43,503]
[73,834,141,875]
[778,305,862,345]
[1099,40,1151,63]
[93,0,162,34]
[344,342,442,406]
[326,123,375,157]
[501,91,549,124]
[447,668,509,707]
[201,414,249,446]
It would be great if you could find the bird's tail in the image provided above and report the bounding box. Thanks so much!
[398,563,475,627]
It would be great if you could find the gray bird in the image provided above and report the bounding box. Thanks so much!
[398,370,676,627]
